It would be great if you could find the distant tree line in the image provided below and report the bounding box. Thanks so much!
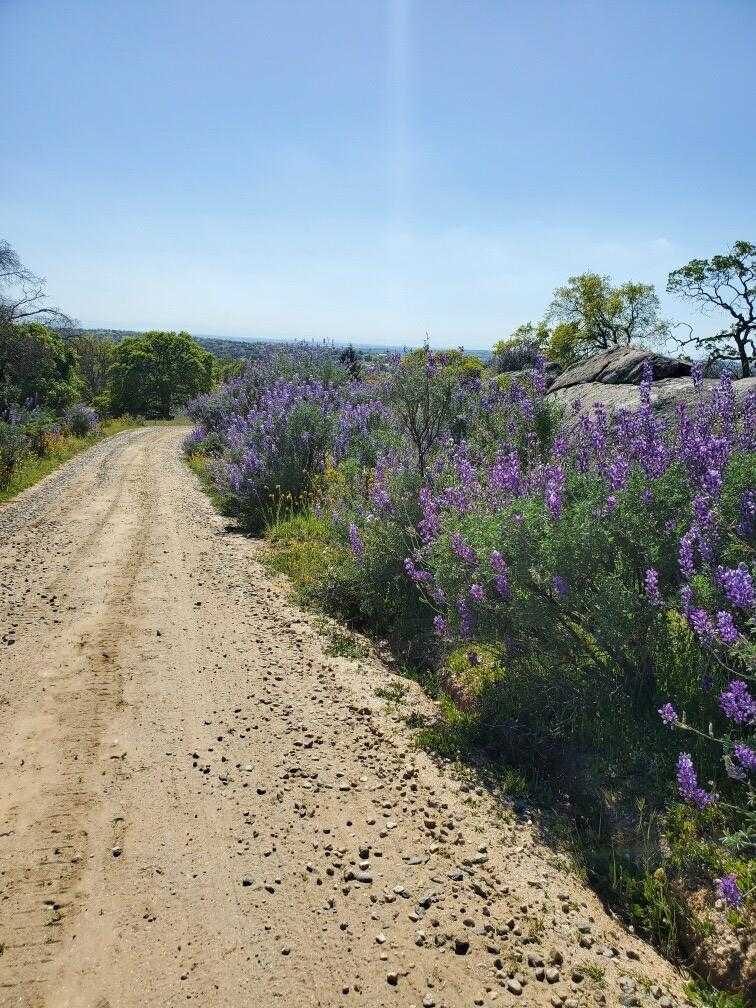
[1,236,753,425]
[0,240,234,419]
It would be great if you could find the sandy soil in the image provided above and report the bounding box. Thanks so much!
[0,427,688,1008]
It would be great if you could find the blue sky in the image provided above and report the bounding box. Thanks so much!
[2,0,754,348]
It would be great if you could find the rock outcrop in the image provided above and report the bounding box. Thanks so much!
[551,376,756,432]
[549,347,692,392]
[545,348,755,428]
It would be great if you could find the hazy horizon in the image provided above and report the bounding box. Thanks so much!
[3,1,755,348]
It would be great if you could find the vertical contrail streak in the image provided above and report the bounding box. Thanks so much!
[386,0,412,334]
[388,0,411,226]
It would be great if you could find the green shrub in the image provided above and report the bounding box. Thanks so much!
[0,420,28,487]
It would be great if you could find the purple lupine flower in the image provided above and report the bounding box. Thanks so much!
[488,449,522,497]
[544,463,566,520]
[692,493,715,531]
[733,744,756,772]
[715,610,740,646]
[490,549,507,575]
[644,568,662,606]
[718,680,756,726]
[739,489,755,538]
[680,584,693,614]
[494,574,510,598]
[370,481,392,514]
[469,583,485,603]
[441,485,472,515]
[532,354,547,395]
[607,453,630,493]
[676,753,716,810]
[184,424,207,452]
[417,486,441,543]
[455,447,478,491]
[715,875,743,909]
[450,533,477,565]
[403,557,433,584]
[552,575,568,598]
[678,529,696,578]
[433,615,448,637]
[658,703,679,727]
[687,606,715,642]
[457,598,474,637]
[347,522,364,559]
[716,565,755,611]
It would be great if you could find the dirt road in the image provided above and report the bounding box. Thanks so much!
[0,427,685,1008]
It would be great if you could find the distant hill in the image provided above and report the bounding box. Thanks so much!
[72,329,490,361]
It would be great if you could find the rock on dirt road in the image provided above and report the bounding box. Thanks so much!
[0,427,688,1007]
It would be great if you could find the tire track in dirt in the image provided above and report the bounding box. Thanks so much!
[0,435,155,1003]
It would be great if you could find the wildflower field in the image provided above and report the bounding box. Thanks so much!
[185,342,754,982]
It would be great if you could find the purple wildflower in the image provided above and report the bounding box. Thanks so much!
[658,703,679,727]
[715,875,743,909]
[687,606,715,643]
[544,463,566,520]
[678,529,696,578]
[490,549,507,575]
[433,615,448,637]
[347,522,364,559]
[718,680,756,726]
[715,610,740,646]
[644,568,662,606]
[607,453,630,493]
[733,744,756,772]
[716,565,755,611]
[489,450,522,496]
[676,753,716,810]
[451,532,477,566]
[457,598,474,637]
[403,557,432,584]
[469,583,485,603]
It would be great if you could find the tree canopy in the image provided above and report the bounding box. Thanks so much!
[65,331,115,409]
[546,273,669,364]
[0,323,81,412]
[109,330,214,418]
[667,240,755,377]
[499,274,670,370]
